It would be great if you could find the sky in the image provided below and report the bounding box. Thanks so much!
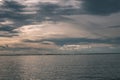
[0,0,120,54]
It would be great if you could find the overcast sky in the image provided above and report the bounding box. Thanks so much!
[0,0,120,54]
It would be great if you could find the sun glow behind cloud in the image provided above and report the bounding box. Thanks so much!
[14,21,96,41]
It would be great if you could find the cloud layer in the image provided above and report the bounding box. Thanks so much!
[0,0,120,54]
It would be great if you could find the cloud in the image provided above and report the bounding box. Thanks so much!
[1,0,120,35]
[14,22,98,41]
[1,0,120,28]
[66,14,120,38]
[108,25,120,28]
[59,43,120,53]
[0,0,35,37]
[0,0,80,35]
[55,37,120,45]
[0,1,26,19]
[60,43,111,50]
[34,0,120,16]
[0,0,120,53]
[80,0,120,15]
[33,2,82,23]
[0,25,14,32]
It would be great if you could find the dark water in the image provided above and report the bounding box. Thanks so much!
[0,54,120,80]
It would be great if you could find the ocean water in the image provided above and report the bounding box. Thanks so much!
[0,54,120,80]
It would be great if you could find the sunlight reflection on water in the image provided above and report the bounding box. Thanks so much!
[0,54,120,80]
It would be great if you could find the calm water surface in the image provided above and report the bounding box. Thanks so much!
[0,54,120,80]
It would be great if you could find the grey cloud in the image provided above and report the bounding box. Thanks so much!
[1,0,119,26]
[23,0,120,24]
[0,0,120,53]
[80,0,120,15]
[0,33,17,37]
[43,38,120,46]
[0,1,77,34]
[23,37,120,46]
[1,0,120,38]
[0,25,14,32]
[0,0,36,22]
[1,0,120,24]
[0,1,26,20]
[0,1,35,36]
[36,0,120,17]
[108,25,120,28]
[34,2,80,22]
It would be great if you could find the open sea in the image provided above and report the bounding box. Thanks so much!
[0,54,120,80]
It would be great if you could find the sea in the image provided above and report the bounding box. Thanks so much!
[0,54,120,80]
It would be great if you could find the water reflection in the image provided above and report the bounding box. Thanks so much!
[0,57,23,80]
[0,55,120,80]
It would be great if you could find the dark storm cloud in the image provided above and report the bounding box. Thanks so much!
[80,0,120,15]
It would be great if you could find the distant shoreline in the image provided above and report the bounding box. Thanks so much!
[0,53,120,56]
